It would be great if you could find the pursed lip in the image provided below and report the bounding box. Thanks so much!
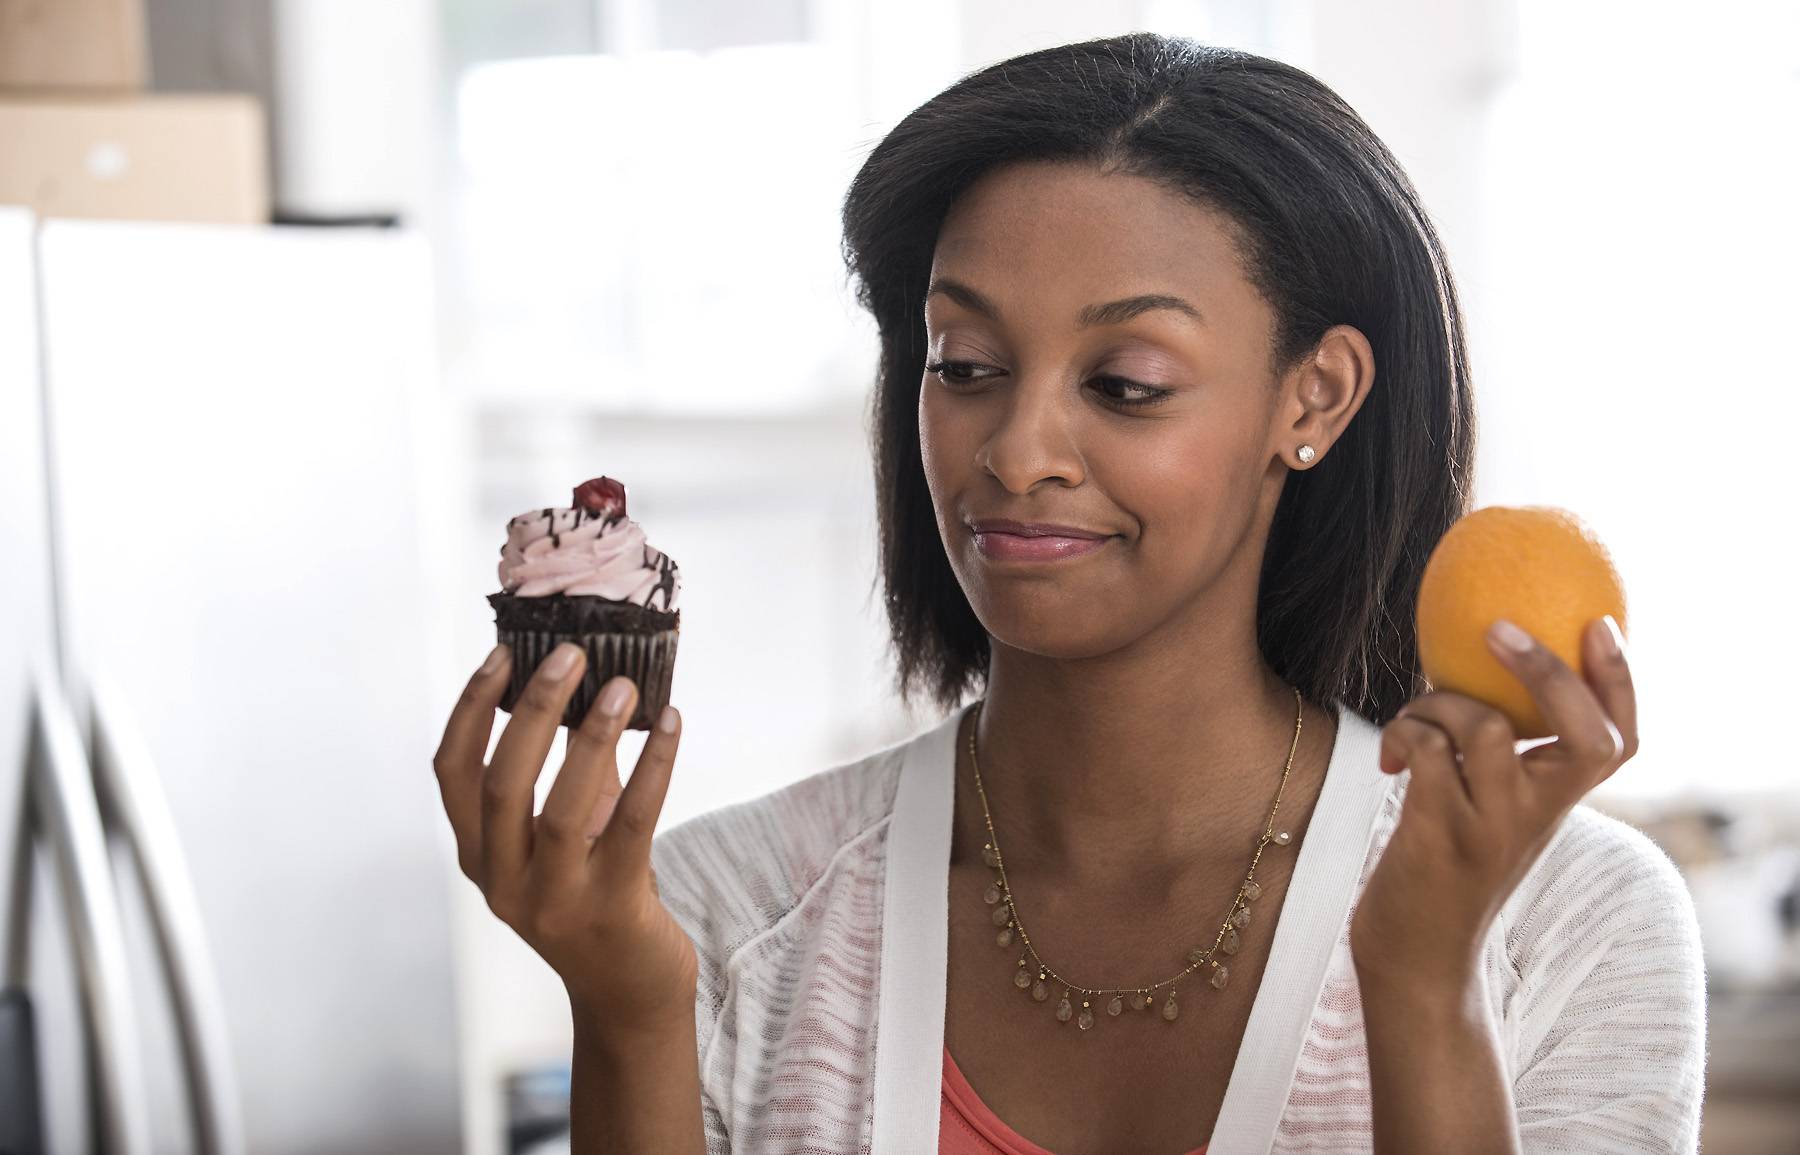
[966,518,1113,540]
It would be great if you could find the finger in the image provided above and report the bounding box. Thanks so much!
[434,645,511,875]
[1486,618,1623,788]
[1581,615,1638,783]
[482,642,586,895]
[435,643,509,775]
[595,699,682,874]
[1380,715,1475,828]
[534,675,636,883]
[1390,693,1524,820]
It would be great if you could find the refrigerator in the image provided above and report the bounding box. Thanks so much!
[0,206,465,1153]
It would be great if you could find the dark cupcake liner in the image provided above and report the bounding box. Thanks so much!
[495,625,679,731]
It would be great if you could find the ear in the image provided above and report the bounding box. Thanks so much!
[1281,323,1376,466]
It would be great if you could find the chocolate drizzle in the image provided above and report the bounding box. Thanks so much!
[643,548,678,612]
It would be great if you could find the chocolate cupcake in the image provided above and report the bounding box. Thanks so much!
[489,476,680,730]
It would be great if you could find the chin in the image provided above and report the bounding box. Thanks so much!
[970,600,1134,661]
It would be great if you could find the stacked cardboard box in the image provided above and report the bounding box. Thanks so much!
[0,0,268,223]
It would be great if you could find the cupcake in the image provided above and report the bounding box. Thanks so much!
[488,476,680,730]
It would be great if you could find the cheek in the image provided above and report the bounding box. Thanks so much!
[1100,422,1228,503]
[917,386,965,492]
[1098,428,1252,556]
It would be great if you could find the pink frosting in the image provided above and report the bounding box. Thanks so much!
[498,506,680,610]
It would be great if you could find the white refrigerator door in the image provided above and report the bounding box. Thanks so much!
[0,208,52,684]
[0,208,98,1155]
[0,206,49,1058]
[3,206,153,1155]
[37,220,462,1154]
[0,212,52,968]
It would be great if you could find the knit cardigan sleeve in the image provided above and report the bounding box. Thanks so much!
[647,746,909,1155]
[649,806,751,1155]
[1503,807,1709,1153]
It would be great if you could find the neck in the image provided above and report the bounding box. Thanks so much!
[958,614,1338,892]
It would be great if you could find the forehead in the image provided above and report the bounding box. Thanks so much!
[929,160,1255,322]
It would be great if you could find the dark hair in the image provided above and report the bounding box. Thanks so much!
[839,32,1476,728]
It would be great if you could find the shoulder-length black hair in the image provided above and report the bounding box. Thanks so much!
[839,32,1477,728]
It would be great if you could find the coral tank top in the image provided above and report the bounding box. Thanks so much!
[941,1045,1209,1154]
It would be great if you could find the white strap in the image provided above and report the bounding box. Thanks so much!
[869,706,961,1154]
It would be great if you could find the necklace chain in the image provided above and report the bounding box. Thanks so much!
[967,686,1305,1027]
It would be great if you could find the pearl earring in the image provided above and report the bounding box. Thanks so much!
[1297,445,1316,465]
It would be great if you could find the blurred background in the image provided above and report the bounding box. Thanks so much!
[0,0,1795,1152]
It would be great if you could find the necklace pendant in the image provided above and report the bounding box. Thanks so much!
[1243,879,1262,902]
[991,904,1012,927]
[1232,907,1251,930]
[1161,993,1180,1021]
[1273,830,1291,846]
[1107,994,1124,1016]
[1013,968,1032,990]
[982,844,1001,868]
[1221,927,1241,955]
[983,882,1002,904]
[996,926,1014,947]
[1031,979,1049,1002]
[1056,994,1073,1022]
[1077,1001,1095,1030]
[1211,964,1230,990]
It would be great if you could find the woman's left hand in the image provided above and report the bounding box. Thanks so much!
[1349,615,1637,990]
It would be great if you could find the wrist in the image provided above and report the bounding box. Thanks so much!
[1353,920,1487,995]
[569,992,696,1057]
[1355,949,1487,1019]
[566,991,707,1155]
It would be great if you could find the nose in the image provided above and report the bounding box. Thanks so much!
[975,372,1088,494]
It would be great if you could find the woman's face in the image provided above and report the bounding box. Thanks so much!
[920,159,1322,659]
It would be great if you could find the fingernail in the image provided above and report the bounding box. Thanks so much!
[479,644,507,675]
[1598,614,1625,658]
[1489,618,1534,654]
[656,705,679,733]
[599,678,633,717]
[543,644,580,680]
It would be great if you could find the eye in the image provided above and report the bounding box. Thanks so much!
[1090,375,1173,409]
[924,360,1174,410]
[924,359,999,385]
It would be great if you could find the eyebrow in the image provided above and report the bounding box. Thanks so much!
[925,276,1204,328]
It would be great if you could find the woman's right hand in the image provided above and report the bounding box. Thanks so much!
[432,641,699,1034]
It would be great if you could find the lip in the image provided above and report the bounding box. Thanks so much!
[967,519,1118,563]
[967,518,1111,539]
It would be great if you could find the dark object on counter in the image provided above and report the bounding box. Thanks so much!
[0,987,44,1155]
[506,1062,570,1155]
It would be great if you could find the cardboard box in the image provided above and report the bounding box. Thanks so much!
[0,95,268,224]
[0,0,147,90]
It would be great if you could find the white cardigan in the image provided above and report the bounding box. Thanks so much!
[649,699,1707,1154]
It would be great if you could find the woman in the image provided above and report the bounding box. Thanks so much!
[433,32,1706,1154]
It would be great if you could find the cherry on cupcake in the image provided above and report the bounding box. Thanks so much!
[572,476,627,518]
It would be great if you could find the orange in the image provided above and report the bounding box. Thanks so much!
[1415,505,1628,740]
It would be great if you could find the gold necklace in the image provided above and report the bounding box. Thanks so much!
[969,685,1305,1030]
